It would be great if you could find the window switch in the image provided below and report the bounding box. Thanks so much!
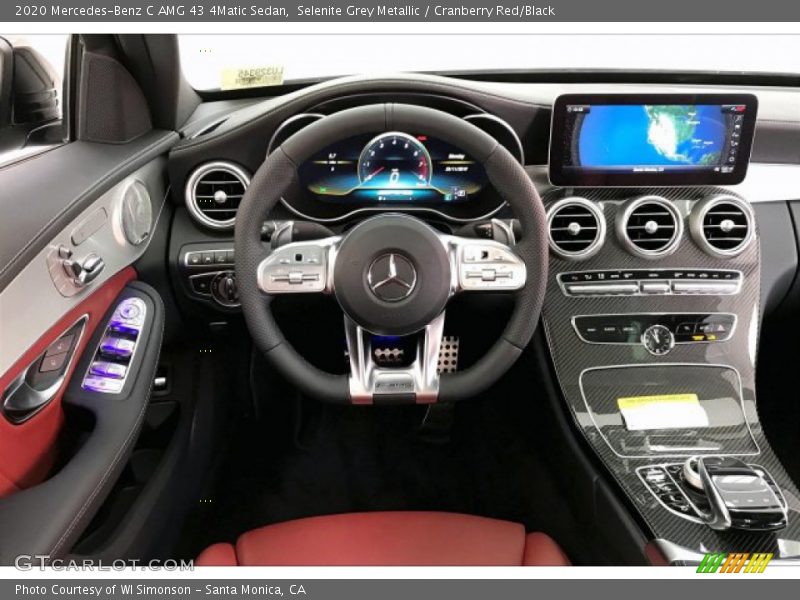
[90,361,127,379]
[100,337,135,360]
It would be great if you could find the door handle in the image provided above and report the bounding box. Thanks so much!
[2,317,87,424]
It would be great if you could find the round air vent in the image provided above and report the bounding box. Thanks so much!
[185,162,250,230]
[547,197,606,259]
[690,195,754,257]
[617,196,683,258]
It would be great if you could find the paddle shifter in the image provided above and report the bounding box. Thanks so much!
[683,456,788,531]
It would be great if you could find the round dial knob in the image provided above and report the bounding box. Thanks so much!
[641,324,674,356]
[683,456,704,490]
[211,271,239,307]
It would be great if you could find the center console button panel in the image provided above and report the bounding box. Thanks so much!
[638,461,787,528]
[573,313,736,345]
[81,298,146,394]
[559,269,742,297]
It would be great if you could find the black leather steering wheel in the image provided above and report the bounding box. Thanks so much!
[235,104,548,404]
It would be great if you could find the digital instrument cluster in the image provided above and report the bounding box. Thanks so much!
[298,132,488,205]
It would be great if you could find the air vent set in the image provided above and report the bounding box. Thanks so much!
[546,198,606,259]
[689,196,754,257]
[617,196,683,258]
[547,195,753,260]
[185,162,250,231]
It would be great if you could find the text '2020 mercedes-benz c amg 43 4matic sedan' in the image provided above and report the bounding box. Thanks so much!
[0,33,799,567]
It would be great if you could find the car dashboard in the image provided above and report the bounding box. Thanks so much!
[165,73,800,565]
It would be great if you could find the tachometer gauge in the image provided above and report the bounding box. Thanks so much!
[357,132,432,189]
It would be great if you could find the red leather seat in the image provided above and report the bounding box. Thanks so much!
[195,511,570,566]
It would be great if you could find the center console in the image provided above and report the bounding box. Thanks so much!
[541,187,800,564]
[541,91,800,564]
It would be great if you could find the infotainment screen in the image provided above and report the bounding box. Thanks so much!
[549,94,758,187]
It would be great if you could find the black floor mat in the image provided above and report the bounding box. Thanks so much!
[179,357,581,560]
[757,313,800,485]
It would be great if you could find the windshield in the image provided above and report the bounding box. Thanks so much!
[178,34,800,91]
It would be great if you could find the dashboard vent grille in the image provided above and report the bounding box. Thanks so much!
[621,198,681,256]
[702,202,750,253]
[186,162,250,230]
[547,198,605,259]
[691,196,754,257]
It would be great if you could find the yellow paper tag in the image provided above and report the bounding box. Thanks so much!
[617,393,699,410]
[221,66,285,90]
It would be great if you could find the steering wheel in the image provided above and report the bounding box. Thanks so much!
[235,104,548,405]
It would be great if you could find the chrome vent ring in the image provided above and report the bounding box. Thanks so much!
[617,195,683,258]
[547,197,606,260]
[690,195,755,258]
[185,161,250,231]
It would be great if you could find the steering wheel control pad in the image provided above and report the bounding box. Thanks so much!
[333,215,451,336]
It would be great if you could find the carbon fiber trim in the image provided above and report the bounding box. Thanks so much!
[541,188,800,559]
[579,364,758,459]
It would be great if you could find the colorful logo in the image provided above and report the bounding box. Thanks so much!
[697,552,773,573]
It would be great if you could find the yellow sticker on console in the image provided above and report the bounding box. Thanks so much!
[221,65,285,90]
[617,393,700,409]
[617,393,707,431]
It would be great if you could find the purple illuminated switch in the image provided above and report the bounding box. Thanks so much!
[99,337,135,360]
[108,320,140,336]
[89,361,127,379]
[82,376,123,394]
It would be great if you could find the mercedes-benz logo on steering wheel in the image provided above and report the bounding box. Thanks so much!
[367,253,417,302]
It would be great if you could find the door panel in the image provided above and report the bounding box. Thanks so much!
[0,158,168,379]
[0,280,164,562]
[0,35,178,561]
[0,267,135,495]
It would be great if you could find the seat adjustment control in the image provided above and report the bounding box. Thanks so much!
[62,253,105,288]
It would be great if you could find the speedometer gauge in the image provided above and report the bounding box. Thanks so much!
[357,132,432,189]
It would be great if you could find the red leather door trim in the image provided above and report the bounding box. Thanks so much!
[0,470,16,497]
[0,267,136,497]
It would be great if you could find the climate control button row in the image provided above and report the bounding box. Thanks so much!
[560,269,741,297]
